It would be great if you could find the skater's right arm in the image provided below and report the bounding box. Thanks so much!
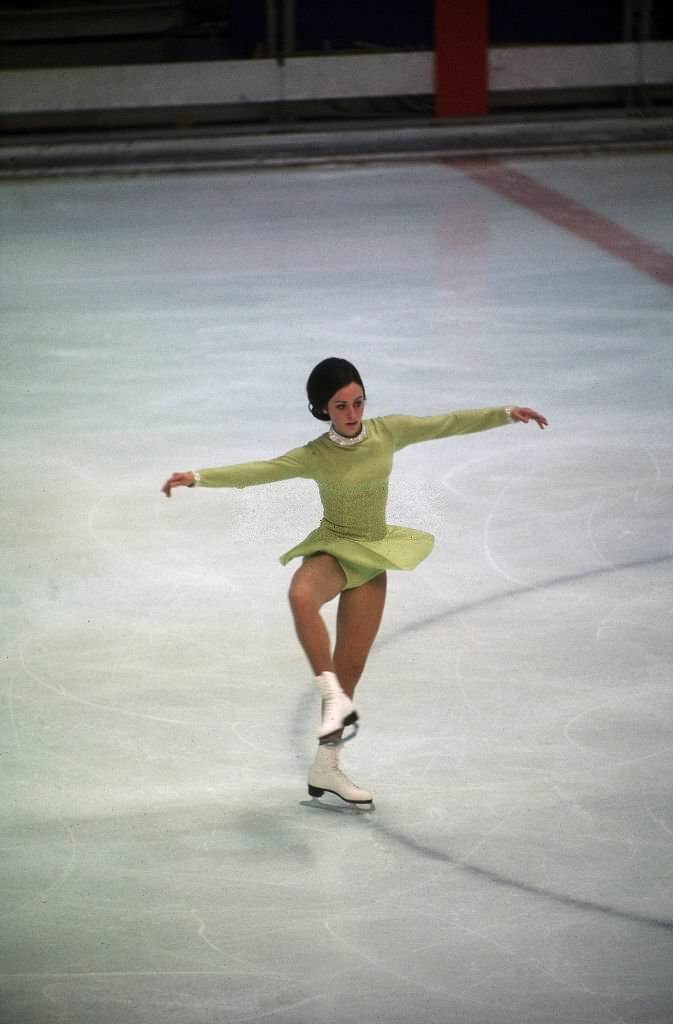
[161,447,311,497]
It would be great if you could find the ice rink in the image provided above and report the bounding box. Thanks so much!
[1,150,672,1023]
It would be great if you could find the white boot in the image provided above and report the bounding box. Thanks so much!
[308,745,373,805]
[315,671,358,745]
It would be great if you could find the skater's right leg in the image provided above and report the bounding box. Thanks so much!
[288,555,357,743]
[288,554,345,674]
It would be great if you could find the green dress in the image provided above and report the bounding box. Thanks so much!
[196,408,511,589]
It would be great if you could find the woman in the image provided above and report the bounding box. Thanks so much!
[162,358,548,806]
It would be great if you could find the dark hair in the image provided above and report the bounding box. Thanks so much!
[306,358,366,421]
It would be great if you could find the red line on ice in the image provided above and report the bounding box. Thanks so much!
[453,159,673,290]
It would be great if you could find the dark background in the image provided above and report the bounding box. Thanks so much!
[1,1,672,69]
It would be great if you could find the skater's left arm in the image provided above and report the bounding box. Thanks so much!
[385,406,548,450]
[384,406,540,450]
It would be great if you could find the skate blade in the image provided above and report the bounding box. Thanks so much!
[318,712,359,747]
[301,798,375,815]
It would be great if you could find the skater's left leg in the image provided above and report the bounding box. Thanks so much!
[333,572,387,699]
[307,573,386,803]
[308,744,373,804]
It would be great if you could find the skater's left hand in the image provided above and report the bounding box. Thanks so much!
[511,407,548,429]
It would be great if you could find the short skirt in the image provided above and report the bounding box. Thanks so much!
[279,524,435,590]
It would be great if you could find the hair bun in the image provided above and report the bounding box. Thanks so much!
[306,358,366,422]
[308,402,331,422]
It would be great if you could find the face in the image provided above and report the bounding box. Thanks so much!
[325,381,366,437]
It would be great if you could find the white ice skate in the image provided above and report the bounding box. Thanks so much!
[307,745,373,805]
[314,671,359,745]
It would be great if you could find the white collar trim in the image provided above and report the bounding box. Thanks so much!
[328,422,367,447]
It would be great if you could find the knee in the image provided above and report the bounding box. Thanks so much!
[288,578,316,618]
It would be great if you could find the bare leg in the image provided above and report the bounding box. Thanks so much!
[288,554,346,675]
[333,572,387,698]
[289,560,386,745]
[308,573,386,795]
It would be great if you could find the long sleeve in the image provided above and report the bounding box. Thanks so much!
[196,446,311,488]
[382,407,511,451]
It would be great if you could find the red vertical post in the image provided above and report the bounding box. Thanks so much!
[434,0,488,117]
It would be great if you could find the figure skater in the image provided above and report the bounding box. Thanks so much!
[162,357,547,805]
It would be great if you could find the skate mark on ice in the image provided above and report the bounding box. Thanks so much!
[288,683,315,754]
[363,815,673,934]
[0,800,78,922]
[7,649,116,941]
[322,920,449,996]
[190,909,305,984]
[382,552,670,646]
[642,795,673,843]
[231,720,282,756]
[290,552,673,936]
[562,684,673,767]
[18,636,208,726]
[233,993,328,1022]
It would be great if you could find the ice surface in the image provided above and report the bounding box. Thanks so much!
[1,153,672,1024]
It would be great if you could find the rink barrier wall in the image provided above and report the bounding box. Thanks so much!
[2,113,672,179]
[1,43,672,116]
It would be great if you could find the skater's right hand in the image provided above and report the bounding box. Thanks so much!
[162,471,195,497]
